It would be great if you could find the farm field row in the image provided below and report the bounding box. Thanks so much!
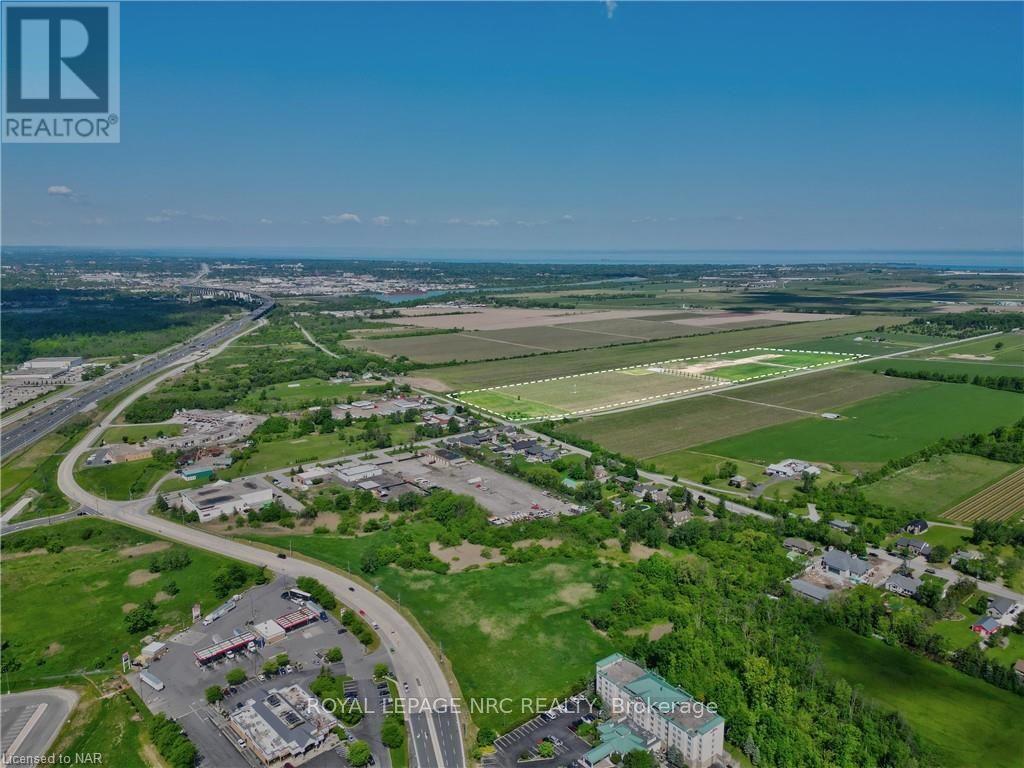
[417,314,906,390]
[695,381,1023,471]
[861,454,1021,518]
[942,466,1024,523]
[560,369,921,459]
[854,357,1024,380]
[455,347,858,419]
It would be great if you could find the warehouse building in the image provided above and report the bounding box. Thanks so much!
[179,480,274,522]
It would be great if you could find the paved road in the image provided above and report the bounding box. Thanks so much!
[54,383,466,768]
[0,295,273,460]
[873,549,1024,604]
[0,507,95,535]
[0,688,79,763]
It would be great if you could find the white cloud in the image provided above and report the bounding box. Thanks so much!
[444,217,464,225]
[402,218,418,226]
[80,216,106,225]
[371,215,391,227]
[559,214,575,223]
[471,218,500,227]
[605,0,617,19]
[145,215,171,223]
[259,218,273,225]
[193,213,228,222]
[161,208,187,217]
[322,212,361,224]
[47,185,74,196]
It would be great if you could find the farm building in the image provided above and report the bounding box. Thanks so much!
[972,616,1001,638]
[764,459,821,479]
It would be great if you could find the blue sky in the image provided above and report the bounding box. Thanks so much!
[4,1,1022,252]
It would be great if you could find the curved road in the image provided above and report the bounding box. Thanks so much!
[54,354,465,768]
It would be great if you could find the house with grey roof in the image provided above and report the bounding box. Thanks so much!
[895,537,932,558]
[885,573,923,597]
[790,579,834,603]
[987,594,1018,619]
[822,549,870,581]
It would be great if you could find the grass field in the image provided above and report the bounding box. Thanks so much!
[929,333,1024,364]
[456,348,857,419]
[220,421,417,477]
[243,533,624,732]
[861,454,1021,517]
[562,369,922,459]
[75,457,172,500]
[49,688,153,768]
[237,377,375,410]
[696,382,1024,470]
[1,519,260,690]
[421,315,905,390]
[816,625,1024,768]
[942,467,1024,523]
[100,423,182,445]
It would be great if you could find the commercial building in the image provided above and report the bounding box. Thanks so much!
[229,684,337,765]
[179,480,274,523]
[595,653,725,768]
[295,466,333,486]
[334,463,383,484]
[582,723,653,768]
[21,356,83,370]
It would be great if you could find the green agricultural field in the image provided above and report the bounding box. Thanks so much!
[75,456,174,500]
[858,357,1024,380]
[1,519,262,690]
[421,315,905,390]
[862,454,1021,517]
[696,382,1024,470]
[817,625,1024,768]
[100,423,182,445]
[930,333,1024,364]
[561,369,922,459]
[456,389,564,419]
[706,362,786,381]
[647,450,765,488]
[243,533,624,732]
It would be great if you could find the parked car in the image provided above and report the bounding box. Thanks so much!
[277,553,287,559]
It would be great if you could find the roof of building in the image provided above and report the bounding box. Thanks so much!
[783,537,815,553]
[231,684,335,760]
[974,616,1001,632]
[895,537,930,552]
[886,574,922,594]
[988,595,1016,614]
[584,722,648,765]
[596,653,723,735]
[822,549,870,576]
[790,579,833,602]
[182,479,269,508]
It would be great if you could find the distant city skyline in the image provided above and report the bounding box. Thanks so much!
[4,2,1022,252]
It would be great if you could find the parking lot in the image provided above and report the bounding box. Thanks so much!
[129,575,394,767]
[483,695,597,768]
[390,456,575,521]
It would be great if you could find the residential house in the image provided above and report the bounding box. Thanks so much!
[822,549,870,581]
[790,579,834,603]
[885,574,923,597]
[1013,660,1024,682]
[783,537,815,556]
[987,595,1018,619]
[764,459,821,479]
[904,519,929,535]
[727,475,747,488]
[829,519,856,533]
[894,537,932,558]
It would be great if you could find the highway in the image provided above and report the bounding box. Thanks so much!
[49,328,467,768]
[0,293,274,460]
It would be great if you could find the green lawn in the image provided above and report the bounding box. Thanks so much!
[915,524,973,550]
[75,457,173,500]
[709,362,790,381]
[862,454,1020,517]
[1,519,262,690]
[244,533,624,732]
[647,450,765,488]
[696,382,1024,470]
[817,625,1024,768]
[99,423,182,445]
[930,334,1024,364]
